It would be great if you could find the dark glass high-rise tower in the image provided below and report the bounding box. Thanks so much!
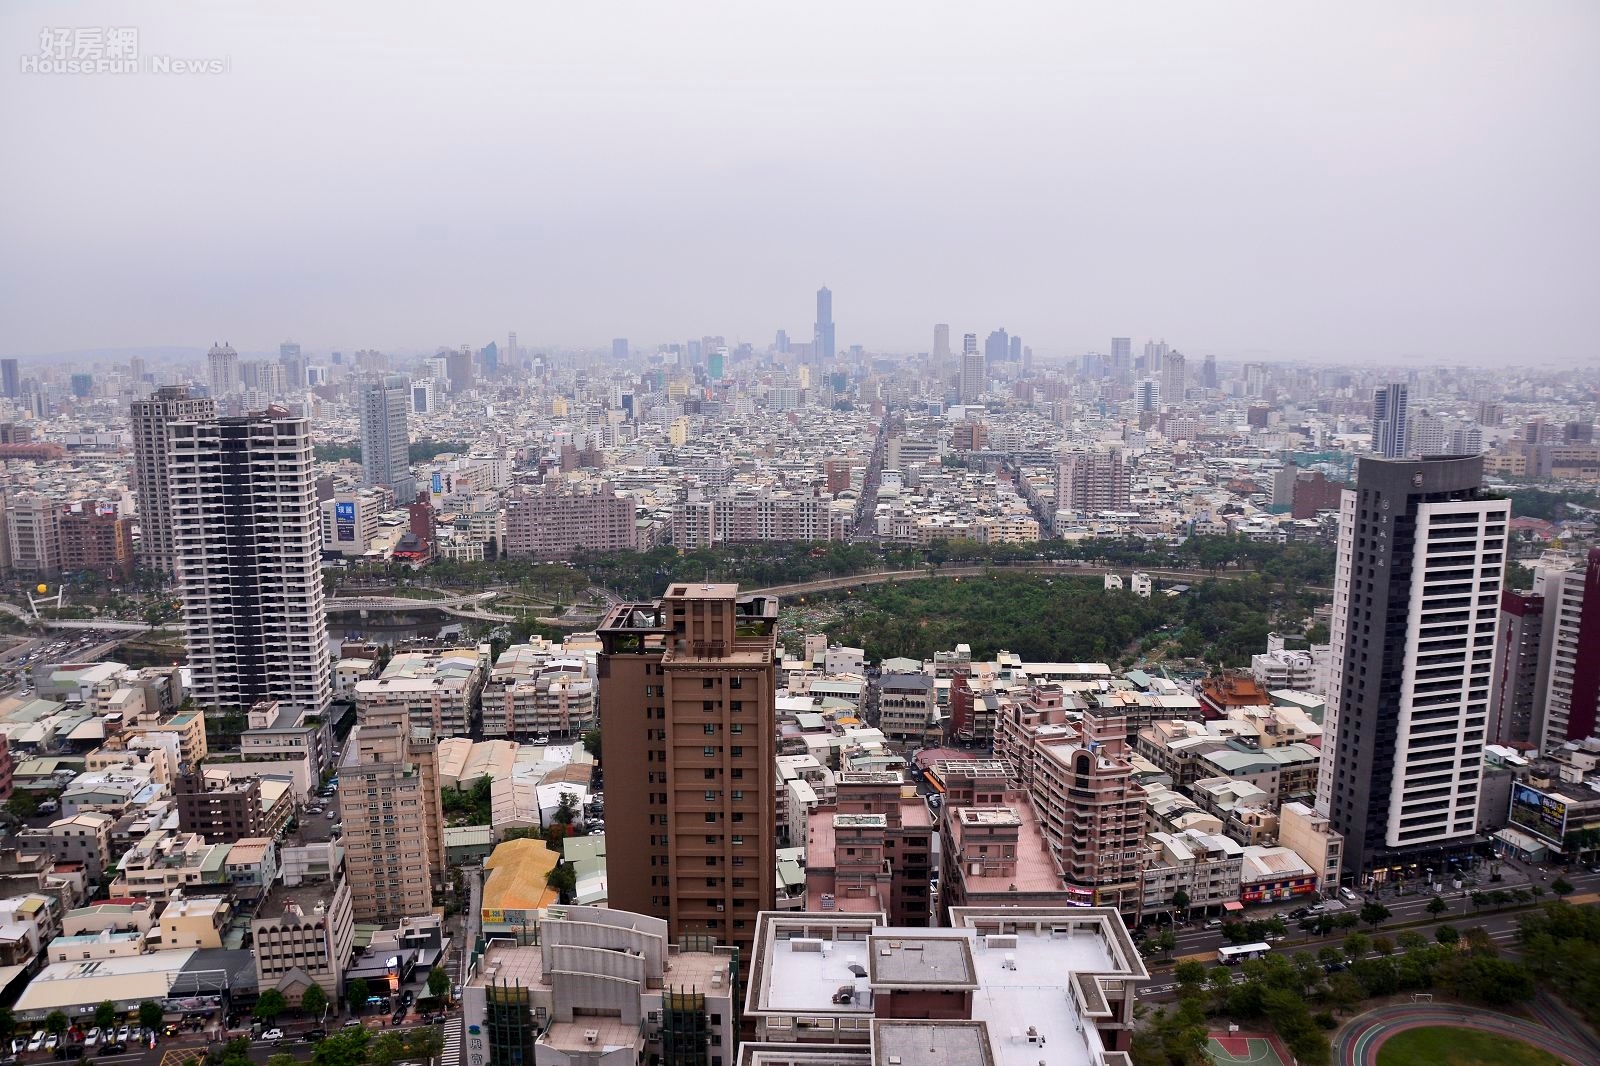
[813,285,835,359]
[1317,454,1507,880]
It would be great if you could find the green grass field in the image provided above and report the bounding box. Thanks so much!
[1376,1027,1570,1066]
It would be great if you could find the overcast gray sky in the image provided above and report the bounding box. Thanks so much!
[2,1,1596,364]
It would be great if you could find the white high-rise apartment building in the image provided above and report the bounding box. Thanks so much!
[206,342,240,401]
[959,333,985,403]
[358,374,416,504]
[130,386,217,575]
[1317,455,1506,877]
[169,410,330,714]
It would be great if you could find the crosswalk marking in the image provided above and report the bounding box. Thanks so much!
[441,1017,463,1066]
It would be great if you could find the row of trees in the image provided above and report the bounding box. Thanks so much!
[1133,916,1543,1066]
[207,1024,443,1066]
[1519,900,1600,1026]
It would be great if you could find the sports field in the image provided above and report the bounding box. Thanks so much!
[1374,1026,1570,1066]
[1207,1031,1291,1066]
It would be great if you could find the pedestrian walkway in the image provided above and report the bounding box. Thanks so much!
[441,1016,462,1066]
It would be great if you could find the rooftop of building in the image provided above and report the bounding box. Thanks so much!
[481,837,559,914]
[873,1021,994,1066]
[749,908,1145,1066]
[253,867,344,928]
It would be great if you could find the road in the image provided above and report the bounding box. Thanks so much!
[746,561,1332,600]
[1132,862,1600,1002]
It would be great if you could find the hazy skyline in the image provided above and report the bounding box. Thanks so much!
[2,2,1597,365]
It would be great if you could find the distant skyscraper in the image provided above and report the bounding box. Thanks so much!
[1008,335,1022,363]
[932,324,951,370]
[207,342,241,404]
[775,329,790,354]
[1161,351,1186,407]
[960,334,985,403]
[1135,378,1160,412]
[1371,383,1409,458]
[277,342,303,395]
[1316,454,1507,878]
[169,409,330,714]
[359,375,416,504]
[1201,353,1219,390]
[0,359,18,399]
[1110,338,1131,381]
[1142,339,1168,376]
[130,386,217,576]
[479,341,499,375]
[814,286,835,360]
[70,374,92,398]
[613,338,629,361]
[985,329,1009,369]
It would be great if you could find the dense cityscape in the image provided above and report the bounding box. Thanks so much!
[5,5,1597,1066]
[0,316,1592,1066]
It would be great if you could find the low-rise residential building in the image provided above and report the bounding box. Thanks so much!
[355,648,483,735]
[1239,845,1318,904]
[876,674,935,743]
[159,894,232,950]
[802,771,934,928]
[1138,830,1244,921]
[13,813,115,885]
[480,644,596,739]
[175,769,265,843]
[1277,801,1344,894]
[108,831,229,899]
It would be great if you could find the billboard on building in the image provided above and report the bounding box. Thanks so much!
[335,501,356,523]
[1509,783,1568,844]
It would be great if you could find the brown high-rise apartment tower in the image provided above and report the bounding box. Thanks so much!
[598,583,777,967]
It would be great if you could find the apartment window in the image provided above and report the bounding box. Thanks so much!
[730,677,743,689]
[703,677,715,688]
[732,835,744,846]
[730,723,743,735]
[704,723,716,735]
[731,746,743,757]
[732,790,744,801]
[704,746,715,758]
[705,791,717,802]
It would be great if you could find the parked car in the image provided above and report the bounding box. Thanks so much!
[27,1032,45,1053]
[114,1027,129,1044]
[303,1029,327,1043]
[97,1044,126,1057]
[261,1029,284,1042]
[43,1036,58,1052]
[84,1028,101,1047]
[342,1020,363,1029]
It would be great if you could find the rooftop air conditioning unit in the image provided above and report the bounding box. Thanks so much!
[583,1029,599,1045]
